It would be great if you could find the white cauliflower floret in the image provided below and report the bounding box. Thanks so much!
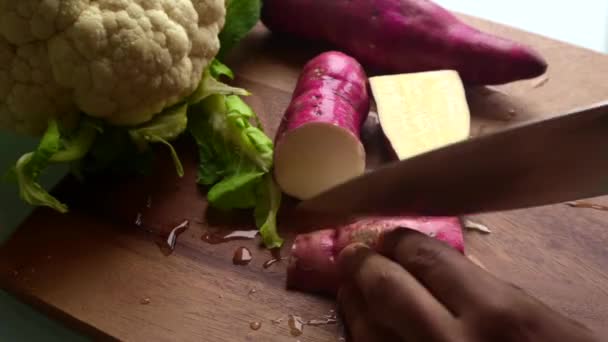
[0,38,77,135]
[0,0,225,135]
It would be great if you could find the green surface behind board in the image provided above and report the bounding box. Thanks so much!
[0,133,87,342]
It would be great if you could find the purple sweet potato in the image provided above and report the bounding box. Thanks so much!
[273,51,370,200]
[287,216,464,294]
[262,0,548,85]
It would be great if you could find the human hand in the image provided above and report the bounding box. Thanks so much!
[337,229,600,342]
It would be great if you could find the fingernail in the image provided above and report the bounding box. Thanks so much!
[378,227,423,254]
[338,243,373,278]
[340,243,370,259]
[349,242,371,251]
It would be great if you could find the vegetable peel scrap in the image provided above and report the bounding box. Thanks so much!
[463,218,492,234]
[566,201,608,212]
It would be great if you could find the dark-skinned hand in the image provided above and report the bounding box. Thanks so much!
[337,228,601,342]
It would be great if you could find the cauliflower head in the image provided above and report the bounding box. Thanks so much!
[0,0,225,136]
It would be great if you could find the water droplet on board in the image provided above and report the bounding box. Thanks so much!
[263,248,286,269]
[225,230,258,239]
[134,212,143,227]
[156,220,189,256]
[249,321,262,331]
[262,258,281,269]
[233,247,253,266]
[306,318,337,326]
[201,230,258,244]
[288,315,304,337]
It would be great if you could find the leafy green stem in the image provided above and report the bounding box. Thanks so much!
[14,119,99,213]
[146,135,185,178]
[50,123,98,162]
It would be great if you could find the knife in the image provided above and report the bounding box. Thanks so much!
[298,100,608,218]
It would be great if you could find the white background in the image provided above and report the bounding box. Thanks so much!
[435,0,608,53]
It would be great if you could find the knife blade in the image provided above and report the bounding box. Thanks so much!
[298,100,608,218]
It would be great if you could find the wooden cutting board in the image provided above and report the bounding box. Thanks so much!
[2,16,608,341]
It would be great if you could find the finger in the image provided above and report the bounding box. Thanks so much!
[338,243,459,341]
[338,284,401,342]
[378,228,507,315]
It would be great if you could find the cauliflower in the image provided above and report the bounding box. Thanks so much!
[5,0,284,249]
[0,0,225,135]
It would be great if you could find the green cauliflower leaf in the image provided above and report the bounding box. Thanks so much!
[188,68,282,248]
[255,174,284,249]
[218,0,262,59]
[14,119,97,212]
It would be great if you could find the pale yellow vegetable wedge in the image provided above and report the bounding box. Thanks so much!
[370,70,471,160]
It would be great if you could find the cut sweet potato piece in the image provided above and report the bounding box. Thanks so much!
[370,70,471,160]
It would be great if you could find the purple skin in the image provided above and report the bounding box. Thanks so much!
[262,0,548,85]
[275,51,370,143]
[287,216,464,295]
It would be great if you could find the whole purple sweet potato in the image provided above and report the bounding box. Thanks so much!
[287,216,465,295]
[262,0,548,85]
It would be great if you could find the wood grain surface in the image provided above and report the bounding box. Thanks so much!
[1,16,608,341]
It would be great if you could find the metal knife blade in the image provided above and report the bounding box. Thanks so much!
[298,100,608,217]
